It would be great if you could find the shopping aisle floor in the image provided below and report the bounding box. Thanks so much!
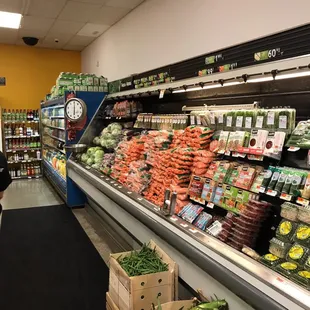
[1,178,63,210]
[0,178,109,310]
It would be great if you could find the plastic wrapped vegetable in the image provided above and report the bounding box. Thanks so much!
[81,153,89,163]
[86,157,94,166]
[91,163,101,170]
[93,136,101,145]
[87,147,97,155]
[94,149,104,158]
[108,122,122,132]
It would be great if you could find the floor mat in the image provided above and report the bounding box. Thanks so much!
[0,205,109,310]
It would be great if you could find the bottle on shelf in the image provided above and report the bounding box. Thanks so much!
[3,109,7,121]
[7,109,11,121]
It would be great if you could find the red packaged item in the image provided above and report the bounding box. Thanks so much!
[228,240,243,251]
[231,228,258,243]
[239,214,262,225]
[222,221,234,231]
[243,204,268,215]
[230,235,254,247]
[218,228,231,241]
[234,218,261,232]
[188,175,205,198]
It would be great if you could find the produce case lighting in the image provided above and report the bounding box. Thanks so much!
[275,69,310,80]
[0,11,22,29]
[203,83,222,89]
[172,89,186,93]
[247,75,274,83]
[223,80,244,87]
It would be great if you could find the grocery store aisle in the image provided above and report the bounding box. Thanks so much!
[0,204,109,310]
[1,178,63,210]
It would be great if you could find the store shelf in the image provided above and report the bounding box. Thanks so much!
[41,97,64,108]
[43,159,66,200]
[8,158,42,164]
[43,143,65,155]
[6,148,41,152]
[49,116,64,120]
[5,135,40,139]
[42,124,65,131]
[12,175,42,180]
[44,132,65,143]
[3,120,39,124]
[67,159,310,310]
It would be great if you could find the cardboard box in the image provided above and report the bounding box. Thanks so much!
[109,240,177,310]
[155,300,195,310]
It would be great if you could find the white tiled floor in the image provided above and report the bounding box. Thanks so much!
[1,178,63,210]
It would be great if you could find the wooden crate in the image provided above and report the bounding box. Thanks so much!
[109,240,177,310]
[107,292,119,310]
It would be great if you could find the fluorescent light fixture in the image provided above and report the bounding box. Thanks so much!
[203,83,222,89]
[172,89,186,93]
[275,69,310,80]
[247,75,274,83]
[0,11,22,29]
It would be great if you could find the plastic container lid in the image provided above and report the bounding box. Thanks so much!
[280,203,298,221]
[287,243,309,266]
[275,261,299,278]
[229,234,255,247]
[239,213,263,225]
[232,227,258,241]
[276,219,297,242]
[260,253,282,267]
[241,208,267,219]
[247,199,271,208]
[234,222,260,234]
[235,217,261,230]
[227,239,243,251]
[291,270,310,289]
[269,237,291,259]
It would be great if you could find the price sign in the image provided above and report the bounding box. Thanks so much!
[297,197,310,206]
[267,189,278,197]
[180,223,188,228]
[288,146,300,152]
[254,48,282,61]
[207,202,214,209]
[159,89,165,99]
[280,193,292,201]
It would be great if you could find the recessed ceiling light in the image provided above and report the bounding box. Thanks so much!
[0,11,22,29]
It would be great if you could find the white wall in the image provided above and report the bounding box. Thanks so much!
[82,0,310,81]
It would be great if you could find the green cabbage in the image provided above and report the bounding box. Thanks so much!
[91,163,101,170]
[101,128,109,136]
[105,139,117,149]
[93,136,101,145]
[81,153,89,163]
[108,123,122,132]
[87,147,97,155]
[94,149,104,158]
[86,157,94,165]
[111,128,122,136]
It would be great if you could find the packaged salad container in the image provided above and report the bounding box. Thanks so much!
[275,261,299,278]
[276,219,297,242]
[280,202,298,221]
[255,110,267,129]
[293,224,310,245]
[260,253,282,267]
[287,243,309,266]
[291,270,310,290]
[304,254,310,271]
[297,205,310,225]
[269,237,291,259]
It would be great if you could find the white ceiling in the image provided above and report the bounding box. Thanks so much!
[0,0,144,51]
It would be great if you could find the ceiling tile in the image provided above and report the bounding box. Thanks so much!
[63,44,84,51]
[58,1,103,22]
[68,35,96,46]
[21,16,55,32]
[18,28,49,39]
[41,33,73,49]
[89,5,130,25]
[105,0,144,9]
[77,23,109,37]
[0,0,24,14]
[27,0,67,19]
[48,20,85,35]
[0,28,18,44]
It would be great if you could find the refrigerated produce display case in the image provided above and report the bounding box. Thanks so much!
[41,91,106,206]
[67,28,310,310]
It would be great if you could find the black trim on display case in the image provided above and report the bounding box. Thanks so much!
[68,159,310,310]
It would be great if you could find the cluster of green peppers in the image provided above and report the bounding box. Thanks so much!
[190,299,228,310]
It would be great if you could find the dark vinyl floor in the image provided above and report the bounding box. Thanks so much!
[0,205,109,310]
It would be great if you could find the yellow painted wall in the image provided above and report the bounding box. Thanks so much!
[0,44,81,110]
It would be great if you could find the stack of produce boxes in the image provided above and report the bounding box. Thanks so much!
[260,201,310,289]
[108,241,177,310]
